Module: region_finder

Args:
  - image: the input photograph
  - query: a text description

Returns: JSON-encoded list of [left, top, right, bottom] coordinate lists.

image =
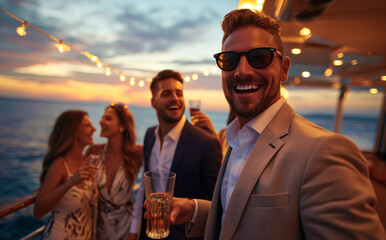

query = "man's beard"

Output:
[[226, 94, 265, 119], [159, 108, 184, 124], [225, 76, 266, 119]]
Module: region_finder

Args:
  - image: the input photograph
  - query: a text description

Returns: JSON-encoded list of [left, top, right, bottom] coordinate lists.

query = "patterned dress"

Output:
[[42, 160, 98, 240], [95, 144, 134, 240]]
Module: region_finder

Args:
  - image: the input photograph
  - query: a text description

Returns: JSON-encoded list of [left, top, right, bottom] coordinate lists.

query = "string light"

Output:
[[299, 27, 311, 37], [333, 60, 343, 66], [302, 71, 310, 78], [1, 8, 217, 87], [324, 68, 333, 77], [90, 55, 98, 63], [130, 77, 135, 86], [337, 52, 344, 58], [291, 48, 301, 55], [105, 67, 111, 76], [55, 40, 70, 53], [16, 21, 28, 36], [120, 74, 126, 82], [192, 73, 198, 80]]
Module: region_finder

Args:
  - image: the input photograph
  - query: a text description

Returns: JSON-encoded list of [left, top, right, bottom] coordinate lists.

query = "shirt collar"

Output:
[[154, 115, 186, 143], [226, 98, 285, 147], [248, 98, 285, 134]]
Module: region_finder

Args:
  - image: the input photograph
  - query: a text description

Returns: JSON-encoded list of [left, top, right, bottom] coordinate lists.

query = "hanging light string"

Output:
[[0, 8, 215, 86]]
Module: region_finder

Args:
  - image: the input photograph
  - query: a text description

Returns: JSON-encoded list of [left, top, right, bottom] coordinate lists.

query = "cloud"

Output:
[[110, 5, 219, 55], [0, 0, 234, 102]]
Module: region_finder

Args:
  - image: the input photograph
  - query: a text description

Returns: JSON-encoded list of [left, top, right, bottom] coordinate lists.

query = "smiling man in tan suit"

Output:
[[158, 9, 386, 240]]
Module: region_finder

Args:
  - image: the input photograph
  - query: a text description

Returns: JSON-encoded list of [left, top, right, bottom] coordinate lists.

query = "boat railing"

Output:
[[0, 183, 140, 239]]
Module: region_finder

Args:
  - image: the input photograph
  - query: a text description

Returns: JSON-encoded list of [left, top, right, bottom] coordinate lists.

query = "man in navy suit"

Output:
[[127, 69, 222, 240]]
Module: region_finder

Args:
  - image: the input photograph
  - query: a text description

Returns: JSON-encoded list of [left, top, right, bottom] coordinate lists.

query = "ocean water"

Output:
[[0, 97, 379, 239]]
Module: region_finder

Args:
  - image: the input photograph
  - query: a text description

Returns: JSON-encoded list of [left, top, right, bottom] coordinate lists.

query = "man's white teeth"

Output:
[[235, 85, 258, 90]]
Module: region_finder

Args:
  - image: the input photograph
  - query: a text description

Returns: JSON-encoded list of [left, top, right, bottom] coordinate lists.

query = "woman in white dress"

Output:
[[34, 110, 98, 239], [87, 103, 142, 240]]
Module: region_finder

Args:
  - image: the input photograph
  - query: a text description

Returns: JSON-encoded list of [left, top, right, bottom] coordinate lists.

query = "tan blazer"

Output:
[[189, 102, 385, 240]]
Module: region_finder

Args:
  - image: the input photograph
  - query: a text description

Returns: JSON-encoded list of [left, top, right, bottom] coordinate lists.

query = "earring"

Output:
[[120, 128, 124, 132]]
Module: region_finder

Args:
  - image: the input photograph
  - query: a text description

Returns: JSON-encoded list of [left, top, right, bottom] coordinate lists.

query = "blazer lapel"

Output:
[[218, 102, 294, 239], [144, 127, 156, 172], [170, 121, 190, 173]]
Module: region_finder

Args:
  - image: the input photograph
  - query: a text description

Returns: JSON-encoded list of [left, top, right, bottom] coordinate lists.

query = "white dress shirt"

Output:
[[129, 115, 186, 234], [220, 98, 285, 223]]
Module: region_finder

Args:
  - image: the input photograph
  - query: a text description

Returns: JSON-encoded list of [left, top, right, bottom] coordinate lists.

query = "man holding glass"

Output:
[[127, 69, 222, 240], [165, 9, 385, 240]]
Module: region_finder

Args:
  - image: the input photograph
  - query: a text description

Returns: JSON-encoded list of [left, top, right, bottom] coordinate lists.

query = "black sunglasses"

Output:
[[213, 47, 283, 71]]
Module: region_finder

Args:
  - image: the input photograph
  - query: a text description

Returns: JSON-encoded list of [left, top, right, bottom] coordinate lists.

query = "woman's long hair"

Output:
[[108, 104, 141, 186], [40, 110, 88, 184]]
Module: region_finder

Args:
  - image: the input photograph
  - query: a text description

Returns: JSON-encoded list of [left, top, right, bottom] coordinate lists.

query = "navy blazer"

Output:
[[140, 120, 222, 240]]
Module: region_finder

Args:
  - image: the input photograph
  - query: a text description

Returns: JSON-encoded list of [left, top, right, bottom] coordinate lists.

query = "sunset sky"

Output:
[[0, 0, 382, 115]]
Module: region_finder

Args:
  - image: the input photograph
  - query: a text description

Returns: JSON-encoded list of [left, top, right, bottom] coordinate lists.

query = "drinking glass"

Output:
[[189, 99, 201, 116], [144, 170, 176, 239], [78, 155, 98, 190]]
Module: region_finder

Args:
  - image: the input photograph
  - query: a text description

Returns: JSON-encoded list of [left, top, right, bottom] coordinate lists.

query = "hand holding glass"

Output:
[[144, 171, 176, 239], [78, 156, 98, 190]]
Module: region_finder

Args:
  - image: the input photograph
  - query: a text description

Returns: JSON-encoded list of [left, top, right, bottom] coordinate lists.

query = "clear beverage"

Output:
[[146, 192, 172, 239]]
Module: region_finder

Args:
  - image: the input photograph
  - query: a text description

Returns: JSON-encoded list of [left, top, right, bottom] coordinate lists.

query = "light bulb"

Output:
[[139, 80, 144, 87], [333, 60, 343, 66], [302, 71, 310, 78], [55, 41, 70, 53], [337, 52, 344, 58], [91, 55, 98, 62], [16, 21, 28, 36], [192, 73, 198, 80], [324, 68, 333, 77], [120, 74, 126, 81], [105, 67, 111, 76], [299, 27, 311, 37], [291, 48, 301, 55], [58, 44, 64, 52]]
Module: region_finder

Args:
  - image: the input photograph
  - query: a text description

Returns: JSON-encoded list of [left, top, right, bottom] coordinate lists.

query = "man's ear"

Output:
[[280, 56, 291, 82], [151, 98, 155, 108]]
